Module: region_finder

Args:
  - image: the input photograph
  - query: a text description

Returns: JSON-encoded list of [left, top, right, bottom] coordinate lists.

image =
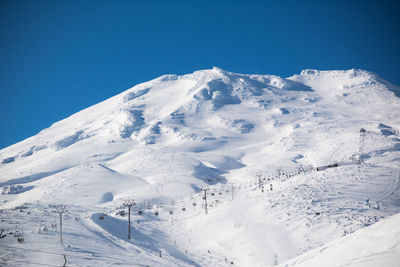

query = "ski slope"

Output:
[[1, 67, 400, 266], [282, 212, 400, 267]]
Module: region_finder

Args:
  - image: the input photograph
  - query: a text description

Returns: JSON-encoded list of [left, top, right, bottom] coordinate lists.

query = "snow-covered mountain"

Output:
[[1, 67, 399, 266]]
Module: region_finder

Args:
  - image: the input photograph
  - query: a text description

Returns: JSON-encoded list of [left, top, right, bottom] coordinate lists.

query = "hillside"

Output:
[[1, 67, 399, 266]]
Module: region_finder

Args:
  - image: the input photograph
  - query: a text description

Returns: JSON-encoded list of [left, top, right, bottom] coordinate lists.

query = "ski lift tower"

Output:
[[201, 186, 209, 214], [123, 199, 135, 240], [357, 128, 367, 172], [359, 128, 366, 162], [51, 205, 68, 245]]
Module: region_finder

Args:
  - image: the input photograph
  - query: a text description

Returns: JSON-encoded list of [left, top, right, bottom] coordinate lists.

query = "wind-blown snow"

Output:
[[1, 67, 399, 266]]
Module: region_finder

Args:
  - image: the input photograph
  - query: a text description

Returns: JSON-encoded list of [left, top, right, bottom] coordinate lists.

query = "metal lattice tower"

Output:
[[359, 128, 366, 159]]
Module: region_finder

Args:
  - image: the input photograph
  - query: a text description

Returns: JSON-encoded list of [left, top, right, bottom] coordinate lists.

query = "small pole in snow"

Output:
[[51, 205, 68, 245], [273, 253, 278, 265], [63, 254, 67, 267], [201, 186, 209, 214], [123, 199, 135, 240]]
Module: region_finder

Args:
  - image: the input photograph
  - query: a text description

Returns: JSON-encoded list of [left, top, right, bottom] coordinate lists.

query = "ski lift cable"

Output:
[[0, 244, 64, 256], [0, 257, 58, 267], [0, 244, 147, 266]]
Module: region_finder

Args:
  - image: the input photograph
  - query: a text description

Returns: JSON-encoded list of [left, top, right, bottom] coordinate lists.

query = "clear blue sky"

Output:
[[1, 0, 399, 149]]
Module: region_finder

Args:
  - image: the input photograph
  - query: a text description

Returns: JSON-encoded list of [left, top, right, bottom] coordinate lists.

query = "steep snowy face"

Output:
[[0, 67, 399, 207]]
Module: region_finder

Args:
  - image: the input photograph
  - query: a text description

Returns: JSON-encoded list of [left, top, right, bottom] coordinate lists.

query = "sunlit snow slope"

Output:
[[1, 67, 400, 266], [282, 212, 400, 267]]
